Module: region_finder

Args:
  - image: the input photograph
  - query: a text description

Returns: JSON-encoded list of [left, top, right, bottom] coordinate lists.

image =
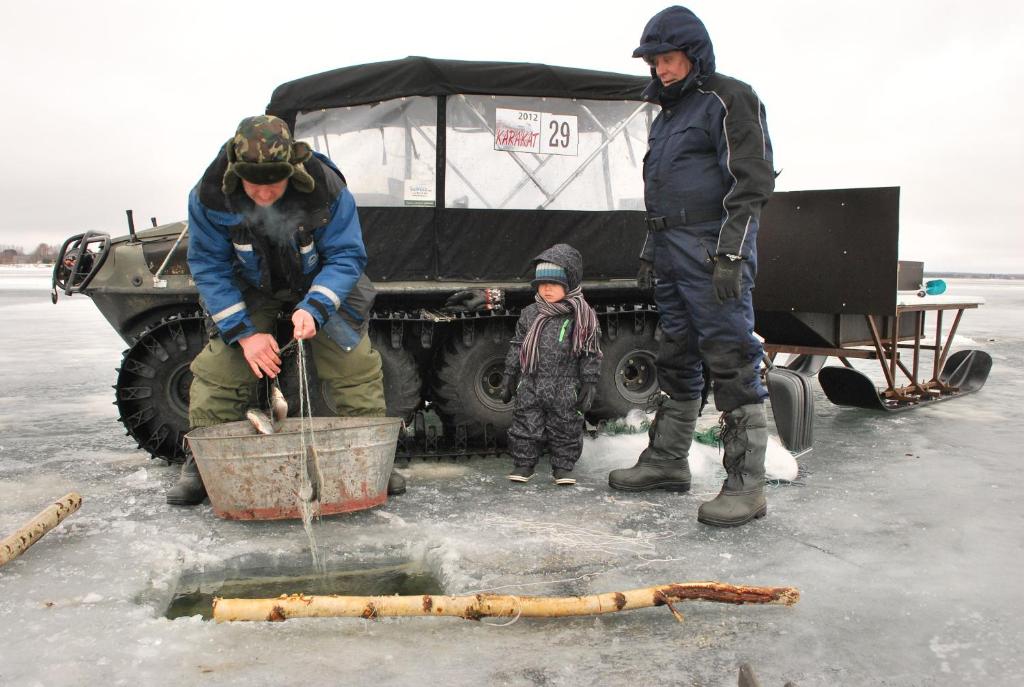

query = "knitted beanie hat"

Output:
[[531, 261, 570, 289]]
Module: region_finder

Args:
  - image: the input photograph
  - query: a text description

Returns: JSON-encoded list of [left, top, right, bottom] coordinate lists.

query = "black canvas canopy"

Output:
[[266, 56, 649, 127], [263, 56, 654, 287]]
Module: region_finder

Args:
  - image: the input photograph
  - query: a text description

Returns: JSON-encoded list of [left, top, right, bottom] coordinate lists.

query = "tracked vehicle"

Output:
[[52, 57, 991, 463]]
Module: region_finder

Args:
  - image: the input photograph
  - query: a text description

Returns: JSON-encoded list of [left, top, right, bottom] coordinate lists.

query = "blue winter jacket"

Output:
[[636, 6, 775, 261], [187, 149, 373, 350]]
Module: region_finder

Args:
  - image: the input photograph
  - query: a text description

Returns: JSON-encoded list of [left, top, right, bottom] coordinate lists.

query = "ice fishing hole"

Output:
[[163, 559, 445, 620]]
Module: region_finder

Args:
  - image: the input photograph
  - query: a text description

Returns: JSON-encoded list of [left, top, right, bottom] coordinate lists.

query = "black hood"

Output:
[[531, 243, 583, 291], [633, 6, 716, 101]]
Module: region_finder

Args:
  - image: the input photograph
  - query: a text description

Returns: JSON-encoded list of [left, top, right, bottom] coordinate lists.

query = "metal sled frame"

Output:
[[765, 297, 991, 412]]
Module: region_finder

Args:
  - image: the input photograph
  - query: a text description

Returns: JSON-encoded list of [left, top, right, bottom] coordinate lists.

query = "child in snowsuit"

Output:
[[502, 244, 602, 485]]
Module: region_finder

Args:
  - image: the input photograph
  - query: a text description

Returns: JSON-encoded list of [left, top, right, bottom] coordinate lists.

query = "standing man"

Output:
[[167, 115, 405, 505], [608, 6, 775, 527]]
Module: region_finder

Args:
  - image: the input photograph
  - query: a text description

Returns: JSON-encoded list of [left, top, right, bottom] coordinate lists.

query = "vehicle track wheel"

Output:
[[370, 329, 423, 422], [432, 323, 513, 440], [115, 312, 206, 464], [588, 317, 660, 420], [289, 329, 423, 423]]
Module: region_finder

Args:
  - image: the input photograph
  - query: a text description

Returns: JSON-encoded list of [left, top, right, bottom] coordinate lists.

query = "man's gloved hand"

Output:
[[576, 382, 597, 413], [500, 372, 518, 404], [637, 259, 655, 293], [442, 288, 505, 313], [712, 255, 744, 304]]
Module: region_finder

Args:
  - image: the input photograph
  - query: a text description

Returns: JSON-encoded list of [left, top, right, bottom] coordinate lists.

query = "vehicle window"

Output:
[[295, 97, 437, 208], [445, 95, 655, 211], [294, 94, 656, 212]]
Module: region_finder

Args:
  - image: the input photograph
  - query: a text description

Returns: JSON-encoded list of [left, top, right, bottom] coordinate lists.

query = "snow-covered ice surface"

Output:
[[2, 267, 1023, 686]]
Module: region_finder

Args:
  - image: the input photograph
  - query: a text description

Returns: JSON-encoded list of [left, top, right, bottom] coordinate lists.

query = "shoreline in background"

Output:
[[2, 264, 1024, 280], [926, 272, 1024, 280]]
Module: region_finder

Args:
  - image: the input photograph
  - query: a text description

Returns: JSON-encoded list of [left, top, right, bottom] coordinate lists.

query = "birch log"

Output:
[[213, 581, 799, 623], [0, 492, 82, 567]]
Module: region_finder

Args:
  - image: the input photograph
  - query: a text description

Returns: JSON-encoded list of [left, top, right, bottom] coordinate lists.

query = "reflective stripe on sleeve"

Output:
[[309, 284, 341, 308], [232, 243, 253, 252], [211, 302, 246, 323]]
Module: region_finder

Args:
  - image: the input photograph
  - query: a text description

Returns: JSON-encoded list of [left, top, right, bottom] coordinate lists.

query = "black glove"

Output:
[[500, 372, 518, 404], [575, 382, 596, 413], [637, 259, 655, 293], [442, 288, 504, 313], [712, 255, 744, 304]]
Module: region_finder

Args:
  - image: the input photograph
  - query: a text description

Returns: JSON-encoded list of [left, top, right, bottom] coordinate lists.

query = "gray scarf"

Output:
[[519, 286, 599, 373]]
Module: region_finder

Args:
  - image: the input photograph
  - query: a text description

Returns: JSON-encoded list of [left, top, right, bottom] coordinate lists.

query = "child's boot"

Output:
[[552, 467, 576, 485], [508, 464, 536, 482]]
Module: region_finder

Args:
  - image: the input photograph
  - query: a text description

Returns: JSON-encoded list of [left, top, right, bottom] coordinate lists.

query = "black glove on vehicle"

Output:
[[442, 288, 504, 313], [712, 256, 743, 304], [500, 372, 518, 404], [637, 259, 655, 293], [575, 382, 596, 413]]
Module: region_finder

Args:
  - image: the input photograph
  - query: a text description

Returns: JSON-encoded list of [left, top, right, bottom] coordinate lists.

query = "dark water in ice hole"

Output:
[[164, 561, 445, 620]]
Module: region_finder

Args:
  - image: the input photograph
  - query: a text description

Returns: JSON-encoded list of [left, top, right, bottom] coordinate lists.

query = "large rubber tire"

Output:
[[370, 329, 422, 422], [116, 312, 206, 464], [297, 330, 422, 423], [588, 316, 660, 420], [432, 323, 514, 440]]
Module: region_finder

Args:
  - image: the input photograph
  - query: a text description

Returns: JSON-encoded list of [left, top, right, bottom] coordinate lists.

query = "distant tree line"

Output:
[[0, 243, 60, 265], [926, 271, 1024, 280]]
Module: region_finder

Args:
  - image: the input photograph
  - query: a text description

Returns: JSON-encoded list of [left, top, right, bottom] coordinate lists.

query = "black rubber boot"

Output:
[[698, 404, 768, 527], [166, 451, 207, 506], [608, 397, 700, 492], [387, 470, 406, 496]]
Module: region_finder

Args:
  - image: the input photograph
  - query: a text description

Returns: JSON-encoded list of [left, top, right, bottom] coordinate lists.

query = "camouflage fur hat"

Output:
[[221, 115, 315, 195]]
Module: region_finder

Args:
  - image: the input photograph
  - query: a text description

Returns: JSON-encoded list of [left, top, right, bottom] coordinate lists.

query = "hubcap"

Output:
[[167, 362, 193, 418], [615, 349, 657, 404], [476, 357, 509, 411]]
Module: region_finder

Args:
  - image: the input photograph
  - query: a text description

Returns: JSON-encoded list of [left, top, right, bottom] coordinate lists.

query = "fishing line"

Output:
[[295, 339, 326, 573], [296, 340, 326, 507]]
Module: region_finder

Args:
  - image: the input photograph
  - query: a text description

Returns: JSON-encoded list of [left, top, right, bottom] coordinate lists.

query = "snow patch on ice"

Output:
[[764, 438, 800, 481], [621, 407, 649, 430], [580, 417, 798, 483], [122, 467, 150, 485], [373, 510, 408, 527]]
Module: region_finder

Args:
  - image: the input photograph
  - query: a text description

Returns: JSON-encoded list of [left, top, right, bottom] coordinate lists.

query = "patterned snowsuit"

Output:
[[504, 245, 602, 471]]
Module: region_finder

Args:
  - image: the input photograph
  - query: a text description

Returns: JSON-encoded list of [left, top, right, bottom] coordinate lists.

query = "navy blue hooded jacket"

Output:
[[635, 6, 775, 260]]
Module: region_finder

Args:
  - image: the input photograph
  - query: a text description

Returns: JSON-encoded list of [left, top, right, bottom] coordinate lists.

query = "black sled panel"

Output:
[[755, 187, 900, 316]]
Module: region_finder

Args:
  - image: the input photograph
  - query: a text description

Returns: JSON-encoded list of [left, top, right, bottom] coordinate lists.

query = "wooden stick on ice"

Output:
[[213, 581, 799, 623], [0, 492, 82, 567]]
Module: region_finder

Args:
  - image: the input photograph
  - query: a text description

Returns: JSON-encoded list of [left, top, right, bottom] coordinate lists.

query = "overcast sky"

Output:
[[2, 0, 1021, 272]]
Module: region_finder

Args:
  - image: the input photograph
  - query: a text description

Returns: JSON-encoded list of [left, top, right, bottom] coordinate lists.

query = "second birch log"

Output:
[[213, 581, 799, 623], [0, 492, 82, 567]]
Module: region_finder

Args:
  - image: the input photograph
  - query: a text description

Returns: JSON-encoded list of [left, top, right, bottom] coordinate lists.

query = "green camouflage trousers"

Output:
[[188, 294, 385, 429]]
